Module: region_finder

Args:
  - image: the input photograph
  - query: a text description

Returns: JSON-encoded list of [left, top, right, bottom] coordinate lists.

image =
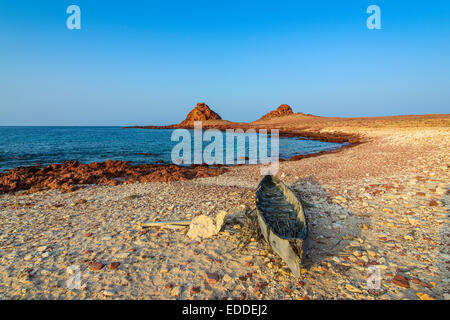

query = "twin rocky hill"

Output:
[[176, 102, 300, 127], [128, 102, 305, 129]]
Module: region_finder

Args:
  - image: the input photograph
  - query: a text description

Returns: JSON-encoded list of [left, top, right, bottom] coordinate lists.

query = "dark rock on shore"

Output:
[[289, 150, 328, 161], [0, 160, 227, 195]]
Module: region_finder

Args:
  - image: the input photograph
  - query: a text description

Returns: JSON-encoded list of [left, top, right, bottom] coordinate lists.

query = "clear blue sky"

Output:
[[1, 0, 449, 126]]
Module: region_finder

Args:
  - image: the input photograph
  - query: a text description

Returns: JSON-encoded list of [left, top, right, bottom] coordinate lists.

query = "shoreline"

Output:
[[126, 124, 364, 145], [0, 129, 357, 195], [1, 111, 447, 195]]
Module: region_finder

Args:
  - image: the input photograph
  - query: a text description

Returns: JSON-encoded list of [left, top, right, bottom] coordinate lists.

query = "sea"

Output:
[[0, 127, 346, 172]]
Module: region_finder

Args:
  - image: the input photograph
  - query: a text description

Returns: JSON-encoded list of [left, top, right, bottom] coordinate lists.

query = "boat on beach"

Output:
[[256, 175, 308, 277]]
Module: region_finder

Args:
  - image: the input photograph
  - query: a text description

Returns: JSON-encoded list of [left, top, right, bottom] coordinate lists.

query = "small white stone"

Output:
[[360, 255, 369, 263], [407, 217, 420, 226], [170, 286, 181, 297], [222, 274, 232, 282], [332, 222, 342, 229], [103, 290, 116, 297], [353, 251, 362, 257], [345, 284, 362, 293], [116, 252, 129, 259]]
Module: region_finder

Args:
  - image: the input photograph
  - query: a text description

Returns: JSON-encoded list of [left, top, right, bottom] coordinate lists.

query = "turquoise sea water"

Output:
[[0, 127, 346, 171]]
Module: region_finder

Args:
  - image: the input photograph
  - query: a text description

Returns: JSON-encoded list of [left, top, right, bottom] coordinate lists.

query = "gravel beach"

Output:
[[0, 117, 449, 300]]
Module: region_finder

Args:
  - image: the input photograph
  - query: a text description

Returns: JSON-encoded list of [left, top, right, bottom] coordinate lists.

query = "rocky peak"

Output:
[[259, 104, 294, 121], [179, 102, 222, 126]]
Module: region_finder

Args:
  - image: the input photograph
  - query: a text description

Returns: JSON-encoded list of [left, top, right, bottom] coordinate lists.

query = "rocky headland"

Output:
[[128, 102, 362, 144]]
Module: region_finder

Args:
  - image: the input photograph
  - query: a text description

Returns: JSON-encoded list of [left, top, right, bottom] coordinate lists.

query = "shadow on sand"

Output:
[[288, 176, 370, 271]]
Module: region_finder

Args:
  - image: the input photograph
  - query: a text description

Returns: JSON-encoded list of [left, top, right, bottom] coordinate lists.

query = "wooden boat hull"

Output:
[[256, 175, 308, 277]]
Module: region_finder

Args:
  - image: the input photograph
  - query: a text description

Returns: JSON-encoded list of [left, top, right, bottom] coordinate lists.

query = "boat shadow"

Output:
[[289, 176, 369, 270]]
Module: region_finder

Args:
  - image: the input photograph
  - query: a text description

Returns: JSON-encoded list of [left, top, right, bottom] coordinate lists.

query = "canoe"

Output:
[[255, 175, 308, 277]]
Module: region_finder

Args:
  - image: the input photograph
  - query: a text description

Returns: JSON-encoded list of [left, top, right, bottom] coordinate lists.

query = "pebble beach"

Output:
[[0, 116, 449, 300]]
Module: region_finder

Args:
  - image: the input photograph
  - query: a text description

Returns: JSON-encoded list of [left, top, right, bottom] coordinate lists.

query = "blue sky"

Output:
[[1, 0, 449, 126]]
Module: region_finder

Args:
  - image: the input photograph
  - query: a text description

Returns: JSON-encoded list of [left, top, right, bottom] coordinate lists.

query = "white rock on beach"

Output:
[[187, 210, 228, 239], [103, 290, 116, 297]]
